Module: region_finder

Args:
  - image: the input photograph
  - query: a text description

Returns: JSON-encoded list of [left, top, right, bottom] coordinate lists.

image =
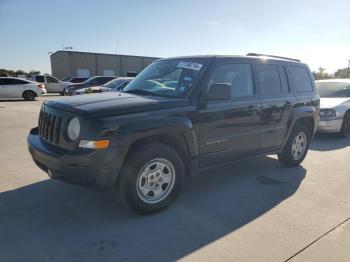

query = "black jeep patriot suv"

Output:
[[28, 54, 320, 214]]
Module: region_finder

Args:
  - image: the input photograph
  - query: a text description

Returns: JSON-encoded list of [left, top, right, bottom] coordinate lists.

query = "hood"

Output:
[[320, 97, 350, 109], [44, 92, 188, 118]]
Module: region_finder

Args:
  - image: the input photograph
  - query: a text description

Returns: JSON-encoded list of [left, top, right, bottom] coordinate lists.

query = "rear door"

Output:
[[255, 63, 296, 151], [198, 60, 261, 167]]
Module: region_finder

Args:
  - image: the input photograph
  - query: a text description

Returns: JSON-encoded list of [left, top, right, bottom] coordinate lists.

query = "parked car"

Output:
[[28, 75, 69, 95], [63, 76, 116, 96], [316, 79, 350, 137], [27, 54, 319, 214], [73, 77, 134, 95], [0, 77, 46, 100], [61, 77, 89, 83]]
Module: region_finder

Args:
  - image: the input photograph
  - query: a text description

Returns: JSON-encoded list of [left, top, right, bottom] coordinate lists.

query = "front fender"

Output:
[[115, 116, 198, 157]]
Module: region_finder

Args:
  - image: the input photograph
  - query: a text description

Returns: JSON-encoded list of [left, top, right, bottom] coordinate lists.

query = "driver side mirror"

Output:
[[207, 83, 231, 100]]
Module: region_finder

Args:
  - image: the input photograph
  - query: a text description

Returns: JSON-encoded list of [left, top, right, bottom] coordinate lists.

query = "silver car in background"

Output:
[[0, 77, 47, 101], [316, 79, 350, 137]]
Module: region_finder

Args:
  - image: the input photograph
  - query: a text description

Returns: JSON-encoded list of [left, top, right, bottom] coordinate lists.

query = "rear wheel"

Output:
[[118, 143, 185, 214], [23, 90, 36, 101], [278, 124, 310, 167], [338, 112, 350, 138]]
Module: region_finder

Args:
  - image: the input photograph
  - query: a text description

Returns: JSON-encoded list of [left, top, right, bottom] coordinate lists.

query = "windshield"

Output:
[[103, 79, 124, 88], [316, 82, 350, 98], [82, 77, 97, 84], [124, 59, 207, 97]]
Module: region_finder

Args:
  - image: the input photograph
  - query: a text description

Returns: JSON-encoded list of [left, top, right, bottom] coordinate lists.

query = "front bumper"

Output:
[[27, 128, 121, 190], [317, 117, 343, 133]]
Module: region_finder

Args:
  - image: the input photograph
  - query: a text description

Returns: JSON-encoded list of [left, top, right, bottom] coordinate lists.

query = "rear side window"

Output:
[[35, 76, 45, 83], [256, 64, 282, 96], [209, 63, 254, 98], [46, 76, 58, 83], [291, 66, 313, 93]]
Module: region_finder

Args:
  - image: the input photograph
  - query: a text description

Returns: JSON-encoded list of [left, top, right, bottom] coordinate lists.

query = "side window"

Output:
[[256, 64, 282, 96], [46, 76, 58, 83], [5, 78, 28, 85], [35, 76, 45, 83], [209, 63, 254, 99], [291, 66, 313, 93], [96, 78, 107, 85], [0, 79, 6, 85]]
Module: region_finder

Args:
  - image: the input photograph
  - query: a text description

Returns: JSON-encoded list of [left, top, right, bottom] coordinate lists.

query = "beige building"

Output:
[[50, 51, 160, 79]]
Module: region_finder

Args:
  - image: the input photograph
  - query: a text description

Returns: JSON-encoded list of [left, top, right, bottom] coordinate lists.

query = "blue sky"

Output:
[[0, 0, 349, 74]]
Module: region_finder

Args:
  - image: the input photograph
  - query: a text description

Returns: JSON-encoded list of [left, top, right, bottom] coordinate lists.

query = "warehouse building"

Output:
[[50, 51, 160, 79]]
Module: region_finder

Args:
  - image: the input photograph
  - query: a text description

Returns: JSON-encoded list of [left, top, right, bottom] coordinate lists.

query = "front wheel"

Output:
[[118, 143, 185, 214], [278, 124, 310, 167], [338, 112, 350, 138]]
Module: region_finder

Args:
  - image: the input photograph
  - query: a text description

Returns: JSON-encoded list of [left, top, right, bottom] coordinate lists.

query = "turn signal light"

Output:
[[79, 139, 110, 149]]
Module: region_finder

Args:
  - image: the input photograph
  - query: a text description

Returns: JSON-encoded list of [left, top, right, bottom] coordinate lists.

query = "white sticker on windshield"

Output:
[[177, 61, 203, 71]]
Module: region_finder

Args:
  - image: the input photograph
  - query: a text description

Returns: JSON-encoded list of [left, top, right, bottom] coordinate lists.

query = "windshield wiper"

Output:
[[126, 89, 157, 96]]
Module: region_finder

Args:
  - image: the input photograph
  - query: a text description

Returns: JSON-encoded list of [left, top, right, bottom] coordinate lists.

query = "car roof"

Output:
[[316, 79, 350, 83], [0, 77, 33, 82], [158, 54, 304, 64]]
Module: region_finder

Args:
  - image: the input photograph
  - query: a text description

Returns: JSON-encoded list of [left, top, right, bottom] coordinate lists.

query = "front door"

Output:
[[198, 61, 261, 167], [45, 76, 61, 92]]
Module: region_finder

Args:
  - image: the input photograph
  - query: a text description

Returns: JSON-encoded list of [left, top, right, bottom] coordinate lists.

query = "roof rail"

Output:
[[246, 53, 301, 62]]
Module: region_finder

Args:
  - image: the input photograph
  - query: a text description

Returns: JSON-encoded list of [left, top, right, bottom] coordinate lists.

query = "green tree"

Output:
[[312, 67, 333, 80], [29, 70, 41, 75], [334, 68, 349, 79]]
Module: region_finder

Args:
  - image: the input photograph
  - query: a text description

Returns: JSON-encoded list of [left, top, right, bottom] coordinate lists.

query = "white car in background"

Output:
[[316, 79, 350, 138], [0, 77, 47, 101], [28, 75, 69, 95]]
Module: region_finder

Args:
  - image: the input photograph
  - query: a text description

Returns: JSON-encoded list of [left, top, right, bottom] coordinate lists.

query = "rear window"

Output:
[[291, 66, 313, 93]]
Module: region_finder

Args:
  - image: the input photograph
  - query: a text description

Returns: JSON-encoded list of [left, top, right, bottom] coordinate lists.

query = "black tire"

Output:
[[59, 92, 64, 96], [278, 124, 310, 167], [338, 112, 350, 138], [22, 90, 36, 101], [117, 143, 185, 214]]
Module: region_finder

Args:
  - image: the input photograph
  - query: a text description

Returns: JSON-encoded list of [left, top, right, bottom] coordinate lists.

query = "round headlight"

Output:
[[67, 117, 80, 141]]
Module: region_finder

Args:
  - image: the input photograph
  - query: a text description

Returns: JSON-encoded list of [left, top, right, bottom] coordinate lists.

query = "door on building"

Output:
[[77, 69, 90, 78], [103, 70, 115, 76]]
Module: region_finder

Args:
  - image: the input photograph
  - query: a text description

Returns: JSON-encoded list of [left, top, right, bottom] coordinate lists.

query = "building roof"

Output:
[[50, 50, 160, 60]]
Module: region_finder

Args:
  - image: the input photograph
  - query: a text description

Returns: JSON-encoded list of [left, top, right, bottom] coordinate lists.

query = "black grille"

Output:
[[38, 109, 63, 144]]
